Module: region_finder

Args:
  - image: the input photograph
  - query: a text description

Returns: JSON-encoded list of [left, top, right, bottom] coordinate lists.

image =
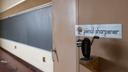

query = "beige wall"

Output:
[[79, 0, 128, 72], [0, 0, 51, 18]]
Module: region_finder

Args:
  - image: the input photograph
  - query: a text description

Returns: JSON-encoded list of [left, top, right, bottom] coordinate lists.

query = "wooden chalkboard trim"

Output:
[[0, 0, 26, 13], [0, 2, 52, 20]]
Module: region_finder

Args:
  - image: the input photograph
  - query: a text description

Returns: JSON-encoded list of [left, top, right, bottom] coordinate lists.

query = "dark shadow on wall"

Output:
[[101, 39, 124, 61], [100, 39, 128, 72], [80, 57, 128, 72], [99, 57, 128, 72]]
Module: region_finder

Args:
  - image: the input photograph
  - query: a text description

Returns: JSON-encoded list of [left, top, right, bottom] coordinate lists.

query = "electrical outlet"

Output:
[[14, 46, 17, 49], [42, 57, 46, 62]]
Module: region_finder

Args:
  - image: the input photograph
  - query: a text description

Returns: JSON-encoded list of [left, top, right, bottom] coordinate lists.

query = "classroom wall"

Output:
[[0, 0, 53, 72], [79, 0, 128, 72]]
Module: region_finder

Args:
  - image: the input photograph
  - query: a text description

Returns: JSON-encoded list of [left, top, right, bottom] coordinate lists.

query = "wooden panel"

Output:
[[79, 0, 128, 72], [53, 0, 78, 72], [0, 1, 2, 12], [0, 0, 51, 18]]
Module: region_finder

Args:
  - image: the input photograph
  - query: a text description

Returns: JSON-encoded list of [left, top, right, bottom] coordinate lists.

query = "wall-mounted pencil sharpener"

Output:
[[77, 36, 99, 60]]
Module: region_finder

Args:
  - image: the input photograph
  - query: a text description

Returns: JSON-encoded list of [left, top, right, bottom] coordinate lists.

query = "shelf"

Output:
[[80, 56, 101, 72]]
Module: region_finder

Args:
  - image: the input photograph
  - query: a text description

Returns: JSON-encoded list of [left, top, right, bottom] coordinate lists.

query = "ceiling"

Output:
[[0, 0, 25, 13]]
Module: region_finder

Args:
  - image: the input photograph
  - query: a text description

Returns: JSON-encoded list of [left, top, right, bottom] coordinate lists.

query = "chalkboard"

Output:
[[0, 6, 52, 51]]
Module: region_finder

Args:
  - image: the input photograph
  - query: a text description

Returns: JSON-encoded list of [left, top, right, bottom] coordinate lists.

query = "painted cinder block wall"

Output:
[[79, 0, 128, 72]]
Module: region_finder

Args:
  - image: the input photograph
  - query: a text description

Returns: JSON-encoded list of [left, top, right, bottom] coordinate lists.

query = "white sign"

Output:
[[75, 24, 122, 39]]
